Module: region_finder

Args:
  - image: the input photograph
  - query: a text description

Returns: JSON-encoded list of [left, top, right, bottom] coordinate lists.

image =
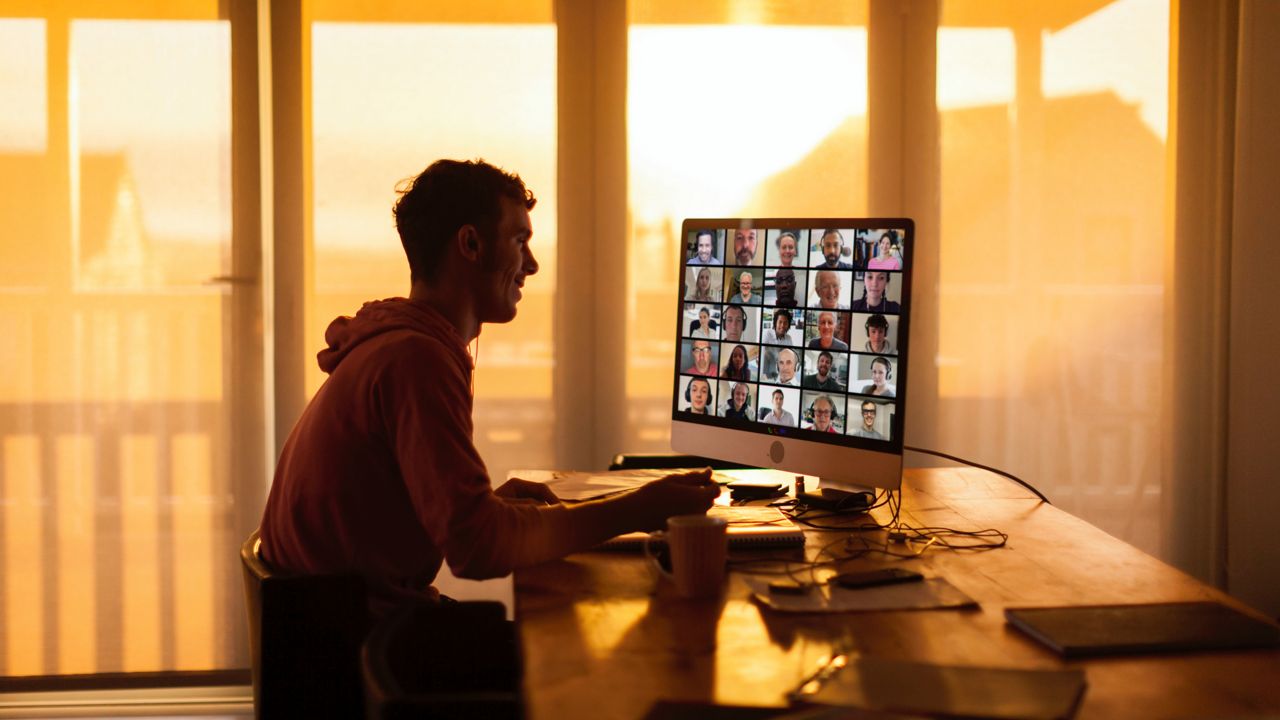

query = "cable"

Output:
[[905, 445, 1051, 504]]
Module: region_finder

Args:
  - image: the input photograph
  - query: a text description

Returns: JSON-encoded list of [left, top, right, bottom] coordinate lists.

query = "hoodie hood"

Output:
[[317, 298, 470, 374]]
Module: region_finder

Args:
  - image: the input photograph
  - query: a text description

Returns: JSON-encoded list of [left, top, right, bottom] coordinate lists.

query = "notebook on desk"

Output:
[[597, 505, 805, 551], [1005, 601, 1280, 658]]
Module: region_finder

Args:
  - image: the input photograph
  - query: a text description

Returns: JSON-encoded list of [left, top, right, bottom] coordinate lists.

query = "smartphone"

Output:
[[830, 568, 924, 589], [728, 481, 785, 500]]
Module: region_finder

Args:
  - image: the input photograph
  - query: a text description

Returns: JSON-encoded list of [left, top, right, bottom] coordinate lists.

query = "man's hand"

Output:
[[495, 477, 561, 505], [631, 467, 720, 530]]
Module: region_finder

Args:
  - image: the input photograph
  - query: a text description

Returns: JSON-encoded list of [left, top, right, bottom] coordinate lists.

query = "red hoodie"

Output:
[[259, 298, 567, 612]]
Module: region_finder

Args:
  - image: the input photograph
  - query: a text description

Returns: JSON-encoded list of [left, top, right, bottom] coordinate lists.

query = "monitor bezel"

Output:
[[670, 217, 914, 491]]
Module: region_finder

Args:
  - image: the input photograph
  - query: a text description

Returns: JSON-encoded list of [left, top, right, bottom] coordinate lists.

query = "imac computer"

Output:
[[670, 219, 914, 494]]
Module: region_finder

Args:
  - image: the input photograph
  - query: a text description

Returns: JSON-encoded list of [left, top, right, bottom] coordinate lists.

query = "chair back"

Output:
[[362, 600, 524, 720], [241, 529, 370, 719]]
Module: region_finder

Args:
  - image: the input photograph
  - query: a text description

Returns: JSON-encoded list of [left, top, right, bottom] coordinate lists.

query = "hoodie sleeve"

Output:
[[371, 334, 585, 578]]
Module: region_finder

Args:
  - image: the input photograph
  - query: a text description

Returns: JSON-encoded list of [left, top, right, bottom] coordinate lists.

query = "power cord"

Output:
[[905, 445, 1051, 504]]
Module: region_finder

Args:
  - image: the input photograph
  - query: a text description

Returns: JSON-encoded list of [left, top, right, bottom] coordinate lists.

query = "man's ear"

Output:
[[457, 224, 481, 262]]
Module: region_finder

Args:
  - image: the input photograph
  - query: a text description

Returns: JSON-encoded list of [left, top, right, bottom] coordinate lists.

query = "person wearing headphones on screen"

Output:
[[852, 400, 884, 439], [861, 356, 896, 397], [817, 229, 853, 269], [808, 395, 839, 433], [723, 382, 753, 421], [864, 314, 894, 354], [684, 377, 711, 414], [773, 348, 801, 386], [259, 159, 718, 617], [851, 270, 900, 313]]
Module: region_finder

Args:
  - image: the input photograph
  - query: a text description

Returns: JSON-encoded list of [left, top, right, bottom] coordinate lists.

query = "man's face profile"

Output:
[[817, 353, 832, 377], [733, 383, 748, 407], [816, 271, 840, 307], [722, 307, 746, 341], [734, 229, 757, 264], [773, 391, 784, 412], [691, 341, 712, 372], [777, 350, 797, 382], [774, 269, 796, 302], [689, 379, 709, 410], [478, 196, 538, 324], [813, 399, 833, 431], [818, 312, 835, 343], [861, 403, 877, 429], [696, 233, 714, 262], [864, 271, 888, 303], [868, 324, 887, 349], [821, 231, 843, 265], [738, 272, 753, 297], [778, 234, 797, 266]]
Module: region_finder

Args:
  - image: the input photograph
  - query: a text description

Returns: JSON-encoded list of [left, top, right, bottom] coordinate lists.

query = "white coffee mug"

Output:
[[644, 514, 728, 598]]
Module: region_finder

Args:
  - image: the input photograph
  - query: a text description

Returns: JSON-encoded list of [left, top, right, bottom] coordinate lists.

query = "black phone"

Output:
[[830, 568, 924, 589], [728, 480, 785, 501]]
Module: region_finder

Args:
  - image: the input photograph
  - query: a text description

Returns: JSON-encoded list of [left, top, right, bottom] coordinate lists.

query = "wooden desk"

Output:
[[515, 468, 1280, 719]]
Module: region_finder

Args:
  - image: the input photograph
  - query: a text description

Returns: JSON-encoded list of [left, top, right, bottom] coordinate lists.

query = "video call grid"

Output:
[[677, 226, 907, 441]]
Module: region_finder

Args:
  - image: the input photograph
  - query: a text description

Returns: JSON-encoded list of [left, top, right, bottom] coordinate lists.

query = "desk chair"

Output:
[[362, 600, 523, 720], [240, 529, 370, 719]]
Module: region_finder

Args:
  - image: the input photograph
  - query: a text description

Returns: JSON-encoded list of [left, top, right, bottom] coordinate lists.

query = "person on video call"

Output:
[[852, 400, 884, 439], [773, 268, 800, 308], [808, 395, 839, 433], [259, 159, 718, 616], [813, 270, 847, 310], [861, 356, 896, 397], [864, 314, 894, 354], [867, 232, 901, 270], [761, 389, 795, 426], [851, 270, 900, 313], [684, 339, 718, 377], [762, 310, 795, 346], [721, 305, 748, 342], [723, 382, 753, 421], [733, 228, 758, 265], [685, 376, 711, 414], [689, 307, 716, 339], [817, 229, 853, 270], [808, 311, 849, 351], [728, 271, 756, 304], [688, 230, 721, 266], [772, 347, 800, 386], [775, 231, 799, 267], [722, 344, 752, 381], [690, 267, 716, 302], [803, 350, 844, 392]]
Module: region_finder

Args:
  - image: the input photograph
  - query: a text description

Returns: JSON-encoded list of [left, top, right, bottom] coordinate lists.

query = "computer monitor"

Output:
[[670, 219, 913, 492]]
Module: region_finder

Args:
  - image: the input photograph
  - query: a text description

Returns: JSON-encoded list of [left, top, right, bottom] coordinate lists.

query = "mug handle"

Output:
[[643, 530, 675, 582]]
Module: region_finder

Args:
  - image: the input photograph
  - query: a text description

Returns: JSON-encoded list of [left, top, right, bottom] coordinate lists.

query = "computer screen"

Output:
[[670, 219, 913, 491]]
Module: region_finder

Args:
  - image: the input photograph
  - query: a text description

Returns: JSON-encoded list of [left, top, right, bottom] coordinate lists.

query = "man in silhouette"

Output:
[[260, 160, 717, 614]]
